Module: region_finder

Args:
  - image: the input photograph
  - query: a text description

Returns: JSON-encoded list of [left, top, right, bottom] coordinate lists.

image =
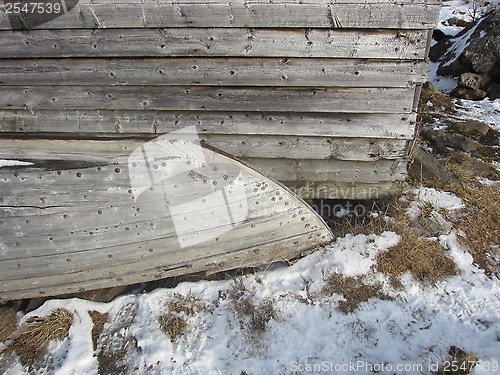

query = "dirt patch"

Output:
[[3, 308, 73, 367], [322, 274, 392, 314]]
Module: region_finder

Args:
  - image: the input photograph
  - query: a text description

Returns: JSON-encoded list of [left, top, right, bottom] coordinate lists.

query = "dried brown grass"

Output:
[[88, 310, 108, 351], [329, 196, 458, 286], [229, 279, 276, 333], [157, 314, 189, 342], [417, 82, 456, 123], [454, 186, 500, 275], [438, 153, 500, 274], [376, 226, 458, 287], [435, 346, 478, 375], [4, 308, 73, 366], [166, 294, 203, 316], [322, 274, 392, 314]]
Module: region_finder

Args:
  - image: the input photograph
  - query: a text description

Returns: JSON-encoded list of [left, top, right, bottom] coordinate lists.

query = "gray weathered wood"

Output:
[[0, 110, 416, 139], [0, 28, 429, 59], [241, 158, 407, 183], [0, 0, 441, 30], [0, 146, 334, 300], [0, 58, 427, 88], [0, 86, 416, 113], [0, 136, 408, 161], [285, 181, 402, 199]]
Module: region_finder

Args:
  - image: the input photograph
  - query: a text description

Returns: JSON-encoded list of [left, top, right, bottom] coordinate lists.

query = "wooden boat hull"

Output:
[[0, 135, 333, 300]]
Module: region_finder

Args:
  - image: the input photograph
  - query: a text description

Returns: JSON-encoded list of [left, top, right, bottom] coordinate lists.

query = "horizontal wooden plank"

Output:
[[0, 0, 441, 30], [0, 110, 417, 139], [0, 159, 405, 212], [0, 58, 427, 87], [0, 86, 416, 113], [286, 181, 402, 199], [0, 28, 428, 59], [241, 158, 407, 183], [0, 136, 408, 161]]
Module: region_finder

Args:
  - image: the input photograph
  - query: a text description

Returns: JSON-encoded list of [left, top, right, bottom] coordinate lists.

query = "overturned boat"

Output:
[[0, 129, 333, 300]]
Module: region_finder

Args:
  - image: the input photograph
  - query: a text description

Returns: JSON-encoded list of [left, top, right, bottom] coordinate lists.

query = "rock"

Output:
[[487, 83, 500, 99], [414, 211, 453, 237], [432, 29, 451, 42], [443, 17, 471, 27], [421, 128, 478, 153], [458, 72, 490, 90], [432, 10, 500, 78], [453, 120, 491, 136], [408, 146, 461, 187], [429, 38, 452, 63], [455, 154, 500, 180], [450, 87, 488, 100]]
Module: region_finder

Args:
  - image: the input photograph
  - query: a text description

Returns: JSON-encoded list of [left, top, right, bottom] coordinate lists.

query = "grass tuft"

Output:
[[166, 294, 203, 316], [4, 308, 73, 366], [88, 310, 109, 351], [229, 279, 276, 333], [376, 226, 457, 287], [157, 314, 189, 342], [322, 274, 392, 314]]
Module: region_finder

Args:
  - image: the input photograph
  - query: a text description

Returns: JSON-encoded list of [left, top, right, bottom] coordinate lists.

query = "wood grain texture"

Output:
[[241, 158, 407, 183], [0, 86, 415, 113], [0, 58, 427, 87], [285, 181, 402, 199], [0, 136, 408, 161], [0, 28, 428, 59], [0, 147, 333, 300], [0, 0, 441, 30], [0, 110, 416, 139]]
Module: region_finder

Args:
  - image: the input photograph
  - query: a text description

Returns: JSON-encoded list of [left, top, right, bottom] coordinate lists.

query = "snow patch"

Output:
[[0, 159, 33, 167]]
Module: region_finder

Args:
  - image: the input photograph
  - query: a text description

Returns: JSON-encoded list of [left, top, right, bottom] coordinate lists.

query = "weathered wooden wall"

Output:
[[0, 0, 441, 199]]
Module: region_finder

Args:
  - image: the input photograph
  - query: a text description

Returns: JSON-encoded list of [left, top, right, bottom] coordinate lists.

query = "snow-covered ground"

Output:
[[1, 2, 499, 374], [1, 186, 499, 375]]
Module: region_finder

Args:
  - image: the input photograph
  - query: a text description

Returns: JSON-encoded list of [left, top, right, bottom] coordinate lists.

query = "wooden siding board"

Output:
[[0, 86, 416, 113], [0, 1, 440, 30], [0, 111, 416, 139], [0, 137, 408, 161], [0, 28, 428, 59], [241, 158, 407, 183], [0, 58, 427, 88], [285, 181, 401, 199]]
